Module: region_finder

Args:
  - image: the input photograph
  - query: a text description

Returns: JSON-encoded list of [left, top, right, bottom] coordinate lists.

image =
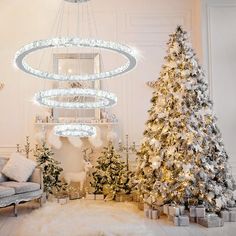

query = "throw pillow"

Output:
[[2, 152, 36, 182], [0, 173, 7, 182]]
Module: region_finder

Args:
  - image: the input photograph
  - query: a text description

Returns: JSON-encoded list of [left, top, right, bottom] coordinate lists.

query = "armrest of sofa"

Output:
[[29, 167, 44, 191]]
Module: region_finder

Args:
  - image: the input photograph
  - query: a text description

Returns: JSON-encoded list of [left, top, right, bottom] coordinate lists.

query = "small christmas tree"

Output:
[[136, 26, 236, 212], [35, 142, 66, 196], [91, 141, 133, 198]]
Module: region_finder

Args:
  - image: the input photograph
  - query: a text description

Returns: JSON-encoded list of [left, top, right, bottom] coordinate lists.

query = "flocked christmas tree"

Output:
[[35, 142, 67, 196], [136, 26, 236, 212], [91, 141, 133, 199]]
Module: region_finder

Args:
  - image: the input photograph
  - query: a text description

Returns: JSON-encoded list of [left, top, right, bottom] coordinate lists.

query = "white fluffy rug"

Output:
[[17, 200, 161, 236]]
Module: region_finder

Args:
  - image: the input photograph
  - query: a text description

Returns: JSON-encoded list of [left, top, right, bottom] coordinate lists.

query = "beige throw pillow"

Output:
[[2, 153, 36, 182]]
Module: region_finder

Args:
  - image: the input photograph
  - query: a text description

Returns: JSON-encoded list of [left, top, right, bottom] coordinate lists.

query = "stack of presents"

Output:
[[142, 203, 236, 227]]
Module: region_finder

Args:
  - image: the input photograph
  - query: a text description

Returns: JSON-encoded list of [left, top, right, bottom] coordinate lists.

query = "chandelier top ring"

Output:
[[14, 37, 137, 82]]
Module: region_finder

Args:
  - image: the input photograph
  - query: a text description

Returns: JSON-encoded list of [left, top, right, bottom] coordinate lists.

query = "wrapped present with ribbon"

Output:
[[189, 205, 206, 218], [195, 205, 206, 218], [220, 210, 236, 222], [173, 215, 190, 226], [198, 214, 224, 228]]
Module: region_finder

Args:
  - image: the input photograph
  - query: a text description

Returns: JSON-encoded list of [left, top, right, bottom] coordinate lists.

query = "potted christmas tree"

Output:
[[35, 142, 67, 201], [91, 141, 133, 201]]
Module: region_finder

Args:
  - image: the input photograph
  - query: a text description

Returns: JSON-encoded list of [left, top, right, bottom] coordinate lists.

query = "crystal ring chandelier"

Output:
[[54, 124, 96, 137], [34, 88, 117, 109], [14, 37, 137, 82]]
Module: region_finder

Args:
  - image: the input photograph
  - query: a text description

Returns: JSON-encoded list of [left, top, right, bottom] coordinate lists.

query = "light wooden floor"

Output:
[[1, 201, 236, 236]]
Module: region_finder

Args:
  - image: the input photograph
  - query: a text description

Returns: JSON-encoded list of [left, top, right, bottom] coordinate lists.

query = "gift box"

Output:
[[195, 206, 206, 218], [189, 217, 196, 223], [220, 210, 236, 222], [169, 206, 180, 216], [144, 209, 149, 218], [220, 210, 230, 222], [228, 207, 236, 211], [229, 211, 236, 222], [189, 206, 196, 217], [168, 215, 174, 221], [198, 215, 224, 228], [163, 204, 169, 215], [69, 192, 80, 200], [86, 194, 95, 200], [57, 196, 69, 205], [95, 194, 104, 200], [179, 205, 185, 215], [151, 210, 160, 220], [174, 215, 189, 226], [189, 205, 205, 218], [116, 194, 133, 202], [138, 202, 144, 210]]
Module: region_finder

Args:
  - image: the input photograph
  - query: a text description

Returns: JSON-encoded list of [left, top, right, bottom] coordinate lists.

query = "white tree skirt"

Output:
[[17, 200, 160, 236]]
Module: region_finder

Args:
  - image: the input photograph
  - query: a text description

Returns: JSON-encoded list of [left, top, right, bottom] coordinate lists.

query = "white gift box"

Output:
[[174, 215, 189, 226], [163, 204, 169, 215], [95, 194, 104, 200], [169, 206, 180, 216], [151, 210, 158, 220], [189, 206, 196, 217], [144, 209, 149, 218], [195, 206, 205, 218], [230, 211, 236, 222], [220, 211, 230, 222], [86, 194, 95, 200]]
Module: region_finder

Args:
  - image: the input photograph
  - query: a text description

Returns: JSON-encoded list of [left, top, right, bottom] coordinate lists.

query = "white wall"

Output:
[[0, 0, 201, 170], [201, 0, 236, 178]]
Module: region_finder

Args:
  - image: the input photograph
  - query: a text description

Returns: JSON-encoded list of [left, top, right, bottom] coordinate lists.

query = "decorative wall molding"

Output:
[[201, 0, 236, 99], [0, 145, 17, 158], [118, 11, 192, 47]]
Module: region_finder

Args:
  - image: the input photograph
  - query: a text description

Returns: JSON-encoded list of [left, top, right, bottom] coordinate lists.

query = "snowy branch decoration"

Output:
[[136, 26, 236, 213]]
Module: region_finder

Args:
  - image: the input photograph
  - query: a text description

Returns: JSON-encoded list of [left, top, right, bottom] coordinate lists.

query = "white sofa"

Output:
[[0, 156, 43, 216]]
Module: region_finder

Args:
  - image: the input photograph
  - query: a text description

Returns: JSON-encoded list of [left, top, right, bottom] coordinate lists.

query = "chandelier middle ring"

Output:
[[34, 88, 117, 109], [54, 124, 96, 137], [14, 37, 137, 82]]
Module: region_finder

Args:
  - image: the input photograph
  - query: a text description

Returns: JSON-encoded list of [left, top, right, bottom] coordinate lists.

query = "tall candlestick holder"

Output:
[[16, 136, 33, 159], [118, 134, 137, 171]]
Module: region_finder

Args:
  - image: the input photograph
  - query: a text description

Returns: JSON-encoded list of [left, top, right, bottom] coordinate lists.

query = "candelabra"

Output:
[[118, 134, 137, 171], [16, 136, 33, 159]]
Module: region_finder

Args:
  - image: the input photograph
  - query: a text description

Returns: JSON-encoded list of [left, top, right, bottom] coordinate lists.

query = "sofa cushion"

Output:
[[2, 153, 36, 182], [0, 181, 40, 194], [0, 185, 15, 198]]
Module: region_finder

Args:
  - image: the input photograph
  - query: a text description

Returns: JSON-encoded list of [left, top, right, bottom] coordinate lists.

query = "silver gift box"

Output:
[[174, 215, 190, 226], [198, 216, 224, 228]]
